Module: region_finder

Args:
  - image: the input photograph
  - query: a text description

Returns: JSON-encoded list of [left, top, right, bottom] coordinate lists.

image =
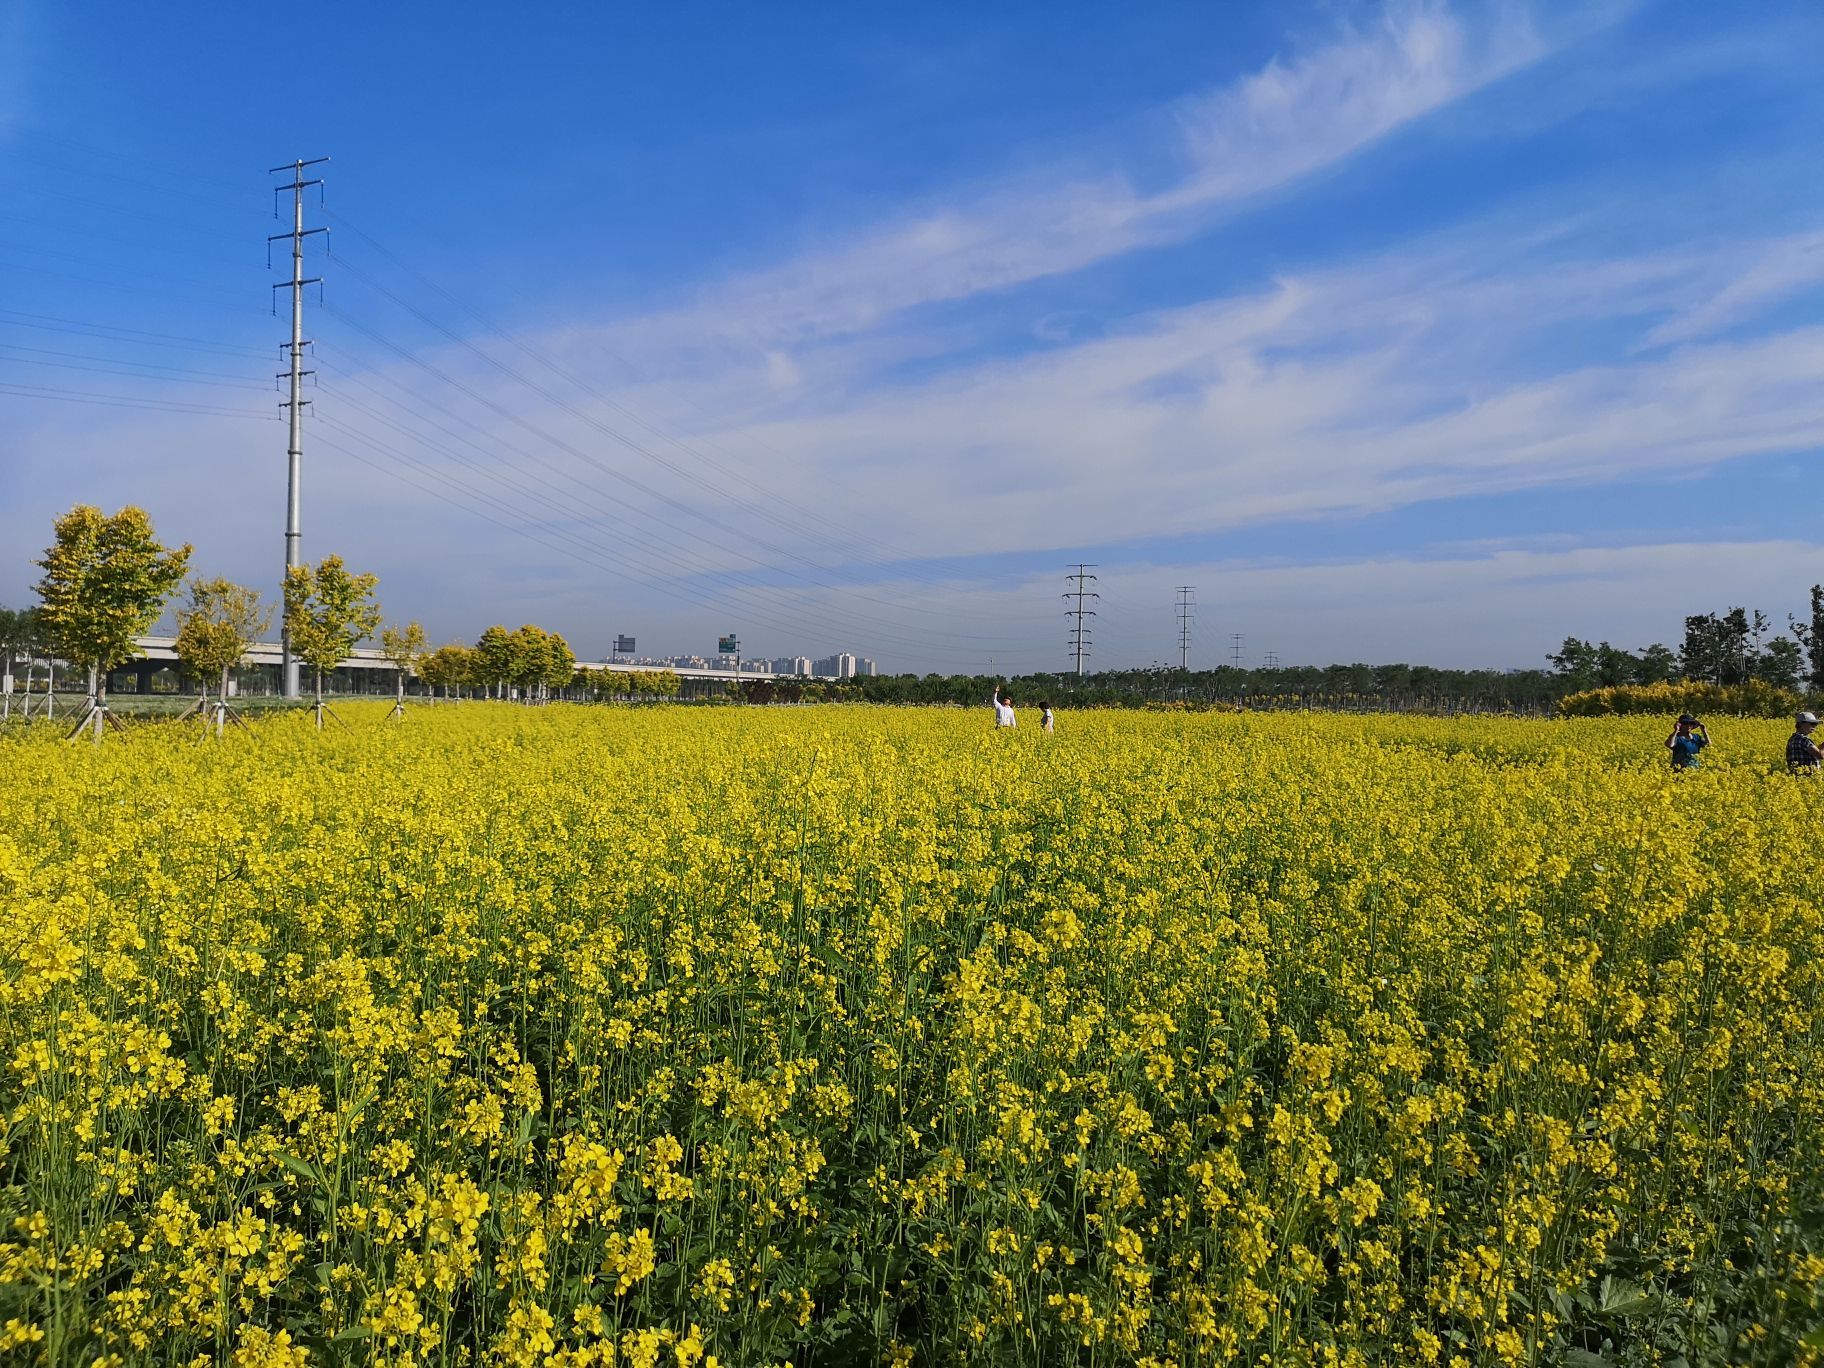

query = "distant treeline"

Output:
[[749, 664, 1566, 714], [789, 587, 1824, 716]]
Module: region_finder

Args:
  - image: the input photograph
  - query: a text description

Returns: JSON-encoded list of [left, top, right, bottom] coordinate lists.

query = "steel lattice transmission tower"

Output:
[[1175, 586, 1195, 670], [1064, 564, 1099, 676], [270, 157, 328, 699], [1231, 632, 1244, 669]]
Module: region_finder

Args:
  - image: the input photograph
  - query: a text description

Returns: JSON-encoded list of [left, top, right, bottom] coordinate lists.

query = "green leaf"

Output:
[[1596, 1276, 1654, 1318], [277, 1151, 323, 1185]]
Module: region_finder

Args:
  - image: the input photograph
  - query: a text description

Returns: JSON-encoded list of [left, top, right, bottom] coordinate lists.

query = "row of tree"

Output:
[[3, 504, 426, 733], [775, 665, 1568, 712], [14, 504, 1822, 725], [1, 506, 687, 723], [1548, 590, 1824, 695], [418, 625, 577, 701]]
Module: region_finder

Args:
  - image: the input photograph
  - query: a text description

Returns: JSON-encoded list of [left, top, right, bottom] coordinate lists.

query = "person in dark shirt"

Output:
[[1665, 713, 1709, 770], [1787, 712, 1823, 774]]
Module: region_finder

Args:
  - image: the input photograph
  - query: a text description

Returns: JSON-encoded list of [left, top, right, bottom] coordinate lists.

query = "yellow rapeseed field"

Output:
[[2, 704, 1821, 1366]]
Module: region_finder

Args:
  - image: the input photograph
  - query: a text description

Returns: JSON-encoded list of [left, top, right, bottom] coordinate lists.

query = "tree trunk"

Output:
[[88, 663, 103, 742]]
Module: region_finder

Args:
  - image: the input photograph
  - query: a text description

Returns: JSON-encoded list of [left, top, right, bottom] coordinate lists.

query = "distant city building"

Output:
[[859, 658, 878, 677], [813, 652, 857, 679], [772, 656, 813, 677]]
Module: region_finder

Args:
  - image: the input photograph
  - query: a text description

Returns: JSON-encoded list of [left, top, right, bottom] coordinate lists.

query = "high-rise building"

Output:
[[772, 657, 813, 677], [812, 652, 857, 679], [859, 658, 878, 677]]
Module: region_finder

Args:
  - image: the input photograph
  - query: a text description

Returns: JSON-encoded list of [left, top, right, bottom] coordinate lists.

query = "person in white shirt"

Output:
[[991, 685, 1016, 728], [1040, 702, 1054, 734]]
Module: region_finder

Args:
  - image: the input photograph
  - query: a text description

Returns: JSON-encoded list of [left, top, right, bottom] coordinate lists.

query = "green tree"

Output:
[[1789, 585, 1824, 692], [543, 631, 576, 701], [283, 555, 382, 722], [505, 624, 551, 702], [631, 669, 680, 700], [35, 504, 191, 733], [1635, 643, 1678, 685], [379, 621, 428, 715], [1548, 638, 1599, 690], [418, 644, 472, 700], [1755, 636, 1804, 691], [474, 625, 514, 700], [174, 578, 272, 716], [0, 605, 37, 719]]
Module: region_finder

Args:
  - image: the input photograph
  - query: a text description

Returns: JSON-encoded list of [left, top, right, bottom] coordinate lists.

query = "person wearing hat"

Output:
[[1787, 712, 1823, 774], [1665, 713, 1709, 771]]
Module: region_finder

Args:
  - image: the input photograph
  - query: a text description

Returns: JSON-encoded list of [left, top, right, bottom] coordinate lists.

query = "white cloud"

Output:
[[1163, 1, 1540, 206], [622, 0, 1551, 352], [7, 1, 1817, 675], [651, 240, 1824, 562], [1645, 230, 1824, 347]]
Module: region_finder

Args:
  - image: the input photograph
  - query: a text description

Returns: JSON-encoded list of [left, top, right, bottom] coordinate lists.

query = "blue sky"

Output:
[[3, 0, 1823, 672]]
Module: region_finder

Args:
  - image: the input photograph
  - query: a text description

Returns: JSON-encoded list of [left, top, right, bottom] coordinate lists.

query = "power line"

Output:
[[312, 404, 1048, 660], [0, 308, 269, 357], [0, 140, 1064, 665], [312, 356, 1026, 650], [1065, 564, 1098, 676], [0, 381, 274, 419], [325, 211, 950, 572], [322, 256, 1019, 630], [319, 208, 1029, 626], [0, 341, 267, 387], [313, 295, 1035, 644], [311, 415, 1050, 664]]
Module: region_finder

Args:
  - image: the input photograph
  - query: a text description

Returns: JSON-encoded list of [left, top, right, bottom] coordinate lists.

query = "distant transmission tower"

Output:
[[1064, 564, 1099, 676], [1230, 632, 1244, 669], [270, 156, 329, 700], [1264, 651, 1279, 669], [1175, 586, 1195, 669]]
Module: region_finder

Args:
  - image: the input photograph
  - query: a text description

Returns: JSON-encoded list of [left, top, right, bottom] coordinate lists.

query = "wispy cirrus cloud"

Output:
[[634, 1, 1554, 351], [550, 226, 1824, 566], [7, 0, 1817, 673], [1644, 229, 1824, 347]]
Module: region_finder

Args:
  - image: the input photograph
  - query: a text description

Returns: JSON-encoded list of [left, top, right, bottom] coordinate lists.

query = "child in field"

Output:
[[1665, 713, 1708, 771]]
